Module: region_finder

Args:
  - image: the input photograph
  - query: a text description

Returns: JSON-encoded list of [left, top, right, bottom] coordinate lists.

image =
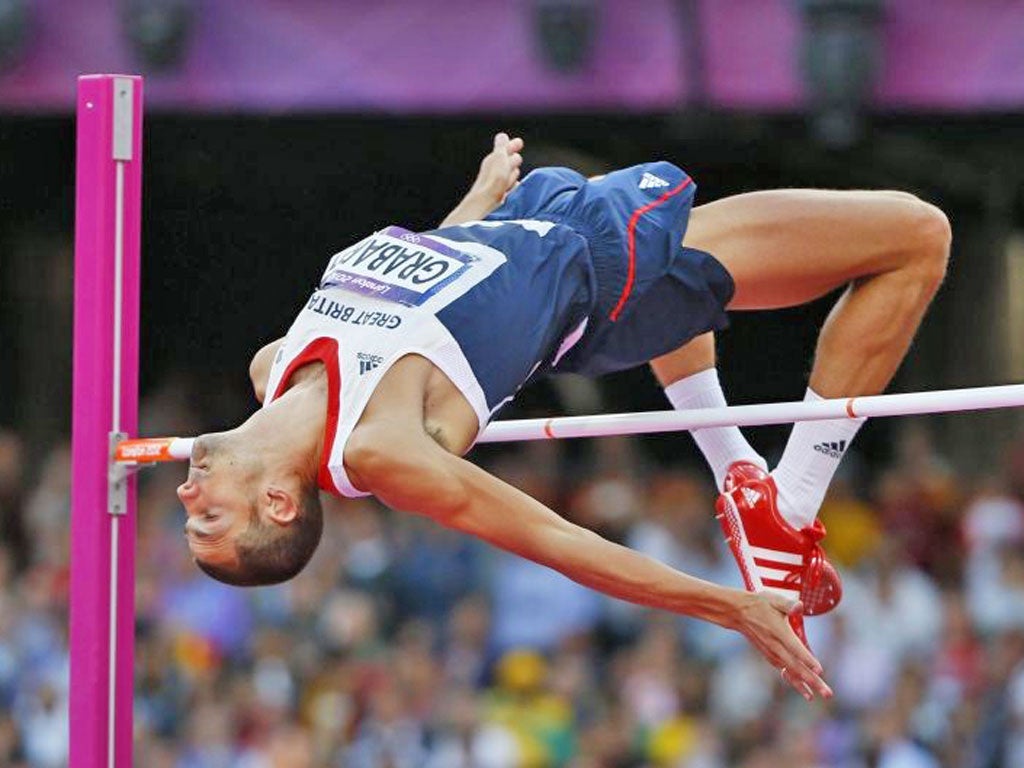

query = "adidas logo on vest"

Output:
[[357, 352, 383, 375], [638, 172, 670, 190], [813, 440, 847, 459]]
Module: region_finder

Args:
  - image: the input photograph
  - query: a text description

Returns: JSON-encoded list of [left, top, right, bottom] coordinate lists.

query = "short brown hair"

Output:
[[196, 484, 323, 587]]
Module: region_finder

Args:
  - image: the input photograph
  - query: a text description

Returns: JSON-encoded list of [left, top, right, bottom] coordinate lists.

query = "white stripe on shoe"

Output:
[[756, 565, 795, 582], [749, 546, 803, 565]]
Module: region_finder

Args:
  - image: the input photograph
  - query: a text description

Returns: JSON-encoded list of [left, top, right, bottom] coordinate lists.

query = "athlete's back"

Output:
[[263, 217, 596, 497]]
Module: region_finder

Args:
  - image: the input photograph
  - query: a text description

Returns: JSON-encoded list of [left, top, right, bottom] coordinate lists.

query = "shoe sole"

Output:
[[716, 491, 764, 593]]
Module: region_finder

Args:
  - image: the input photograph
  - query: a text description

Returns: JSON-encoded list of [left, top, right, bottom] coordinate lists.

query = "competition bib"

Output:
[[321, 226, 476, 307]]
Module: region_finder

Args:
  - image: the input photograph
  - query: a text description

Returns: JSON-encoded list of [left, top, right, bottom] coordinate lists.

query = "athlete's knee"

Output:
[[880, 192, 951, 287], [906, 199, 951, 289]]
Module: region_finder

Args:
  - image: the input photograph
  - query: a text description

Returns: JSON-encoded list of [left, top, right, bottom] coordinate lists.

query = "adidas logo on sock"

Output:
[[638, 172, 670, 190], [813, 440, 847, 459]]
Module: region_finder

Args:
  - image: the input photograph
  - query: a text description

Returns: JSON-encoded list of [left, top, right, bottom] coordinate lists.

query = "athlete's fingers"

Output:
[[784, 618, 826, 677], [507, 136, 524, 153], [764, 633, 830, 700], [789, 642, 825, 683], [790, 636, 825, 679], [761, 594, 824, 675], [493, 132, 510, 150], [777, 640, 832, 699], [769, 613, 828, 688], [746, 620, 827, 701], [780, 668, 817, 702], [510, 152, 523, 168], [779, 667, 806, 700], [746, 592, 830, 698], [786, 658, 831, 700]]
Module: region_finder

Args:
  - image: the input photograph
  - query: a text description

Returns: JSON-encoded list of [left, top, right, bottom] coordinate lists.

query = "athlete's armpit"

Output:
[[424, 422, 450, 452]]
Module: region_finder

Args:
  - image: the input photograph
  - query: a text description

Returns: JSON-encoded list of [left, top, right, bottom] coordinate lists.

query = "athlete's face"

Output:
[[176, 434, 254, 569]]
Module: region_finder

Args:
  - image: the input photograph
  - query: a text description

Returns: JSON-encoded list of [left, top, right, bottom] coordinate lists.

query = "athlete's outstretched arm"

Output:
[[346, 427, 832, 701], [439, 132, 524, 228]]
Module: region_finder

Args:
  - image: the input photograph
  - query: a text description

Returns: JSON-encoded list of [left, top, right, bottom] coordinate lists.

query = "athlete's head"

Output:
[[176, 432, 323, 586]]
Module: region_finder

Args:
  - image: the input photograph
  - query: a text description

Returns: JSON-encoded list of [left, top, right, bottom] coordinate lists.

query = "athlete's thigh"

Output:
[[683, 189, 925, 310]]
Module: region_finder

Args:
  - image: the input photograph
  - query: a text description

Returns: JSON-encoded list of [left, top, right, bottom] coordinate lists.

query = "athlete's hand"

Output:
[[469, 132, 524, 206], [730, 591, 833, 702]]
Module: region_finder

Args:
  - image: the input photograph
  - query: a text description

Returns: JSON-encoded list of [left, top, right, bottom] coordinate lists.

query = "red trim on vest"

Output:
[[270, 337, 343, 495], [608, 177, 693, 322]]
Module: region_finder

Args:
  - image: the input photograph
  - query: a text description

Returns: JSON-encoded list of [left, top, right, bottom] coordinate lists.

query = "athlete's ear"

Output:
[[264, 486, 300, 526]]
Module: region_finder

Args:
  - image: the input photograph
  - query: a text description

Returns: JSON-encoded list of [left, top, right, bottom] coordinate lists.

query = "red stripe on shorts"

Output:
[[608, 177, 693, 322]]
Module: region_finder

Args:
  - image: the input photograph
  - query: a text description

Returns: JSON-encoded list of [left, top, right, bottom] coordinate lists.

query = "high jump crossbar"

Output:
[[71, 75, 141, 768], [113, 383, 1024, 465]]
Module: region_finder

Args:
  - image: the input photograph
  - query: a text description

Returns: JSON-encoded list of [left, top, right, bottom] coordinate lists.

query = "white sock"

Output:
[[664, 369, 766, 491], [773, 388, 866, 530]]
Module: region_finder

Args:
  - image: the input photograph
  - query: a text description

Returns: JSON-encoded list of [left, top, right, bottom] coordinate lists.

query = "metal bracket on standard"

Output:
[[108, 432, 132, 515]]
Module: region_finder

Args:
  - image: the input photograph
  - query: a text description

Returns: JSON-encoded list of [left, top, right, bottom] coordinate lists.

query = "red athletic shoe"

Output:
[[715, 462, 842, 645]]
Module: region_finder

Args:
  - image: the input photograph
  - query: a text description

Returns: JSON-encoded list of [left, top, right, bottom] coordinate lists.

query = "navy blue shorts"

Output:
[[485, 162, 735, 377]]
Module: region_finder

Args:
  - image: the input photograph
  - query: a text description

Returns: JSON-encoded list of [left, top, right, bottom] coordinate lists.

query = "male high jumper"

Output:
[[177, 134, 950, 700]]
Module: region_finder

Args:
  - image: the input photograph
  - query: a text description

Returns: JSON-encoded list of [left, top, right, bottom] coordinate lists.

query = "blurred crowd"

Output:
[[3, 385, 1024, 768]]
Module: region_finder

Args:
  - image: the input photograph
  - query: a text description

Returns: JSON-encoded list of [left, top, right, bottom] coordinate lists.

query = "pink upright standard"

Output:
[[71, 75, 143, 768]]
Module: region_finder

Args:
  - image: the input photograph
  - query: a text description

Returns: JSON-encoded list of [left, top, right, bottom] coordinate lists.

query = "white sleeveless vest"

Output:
[[263, 227, 506, 497]]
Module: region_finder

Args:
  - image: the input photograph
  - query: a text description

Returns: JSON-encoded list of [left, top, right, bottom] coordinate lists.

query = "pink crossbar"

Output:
[[71, 75, 143, 768]]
